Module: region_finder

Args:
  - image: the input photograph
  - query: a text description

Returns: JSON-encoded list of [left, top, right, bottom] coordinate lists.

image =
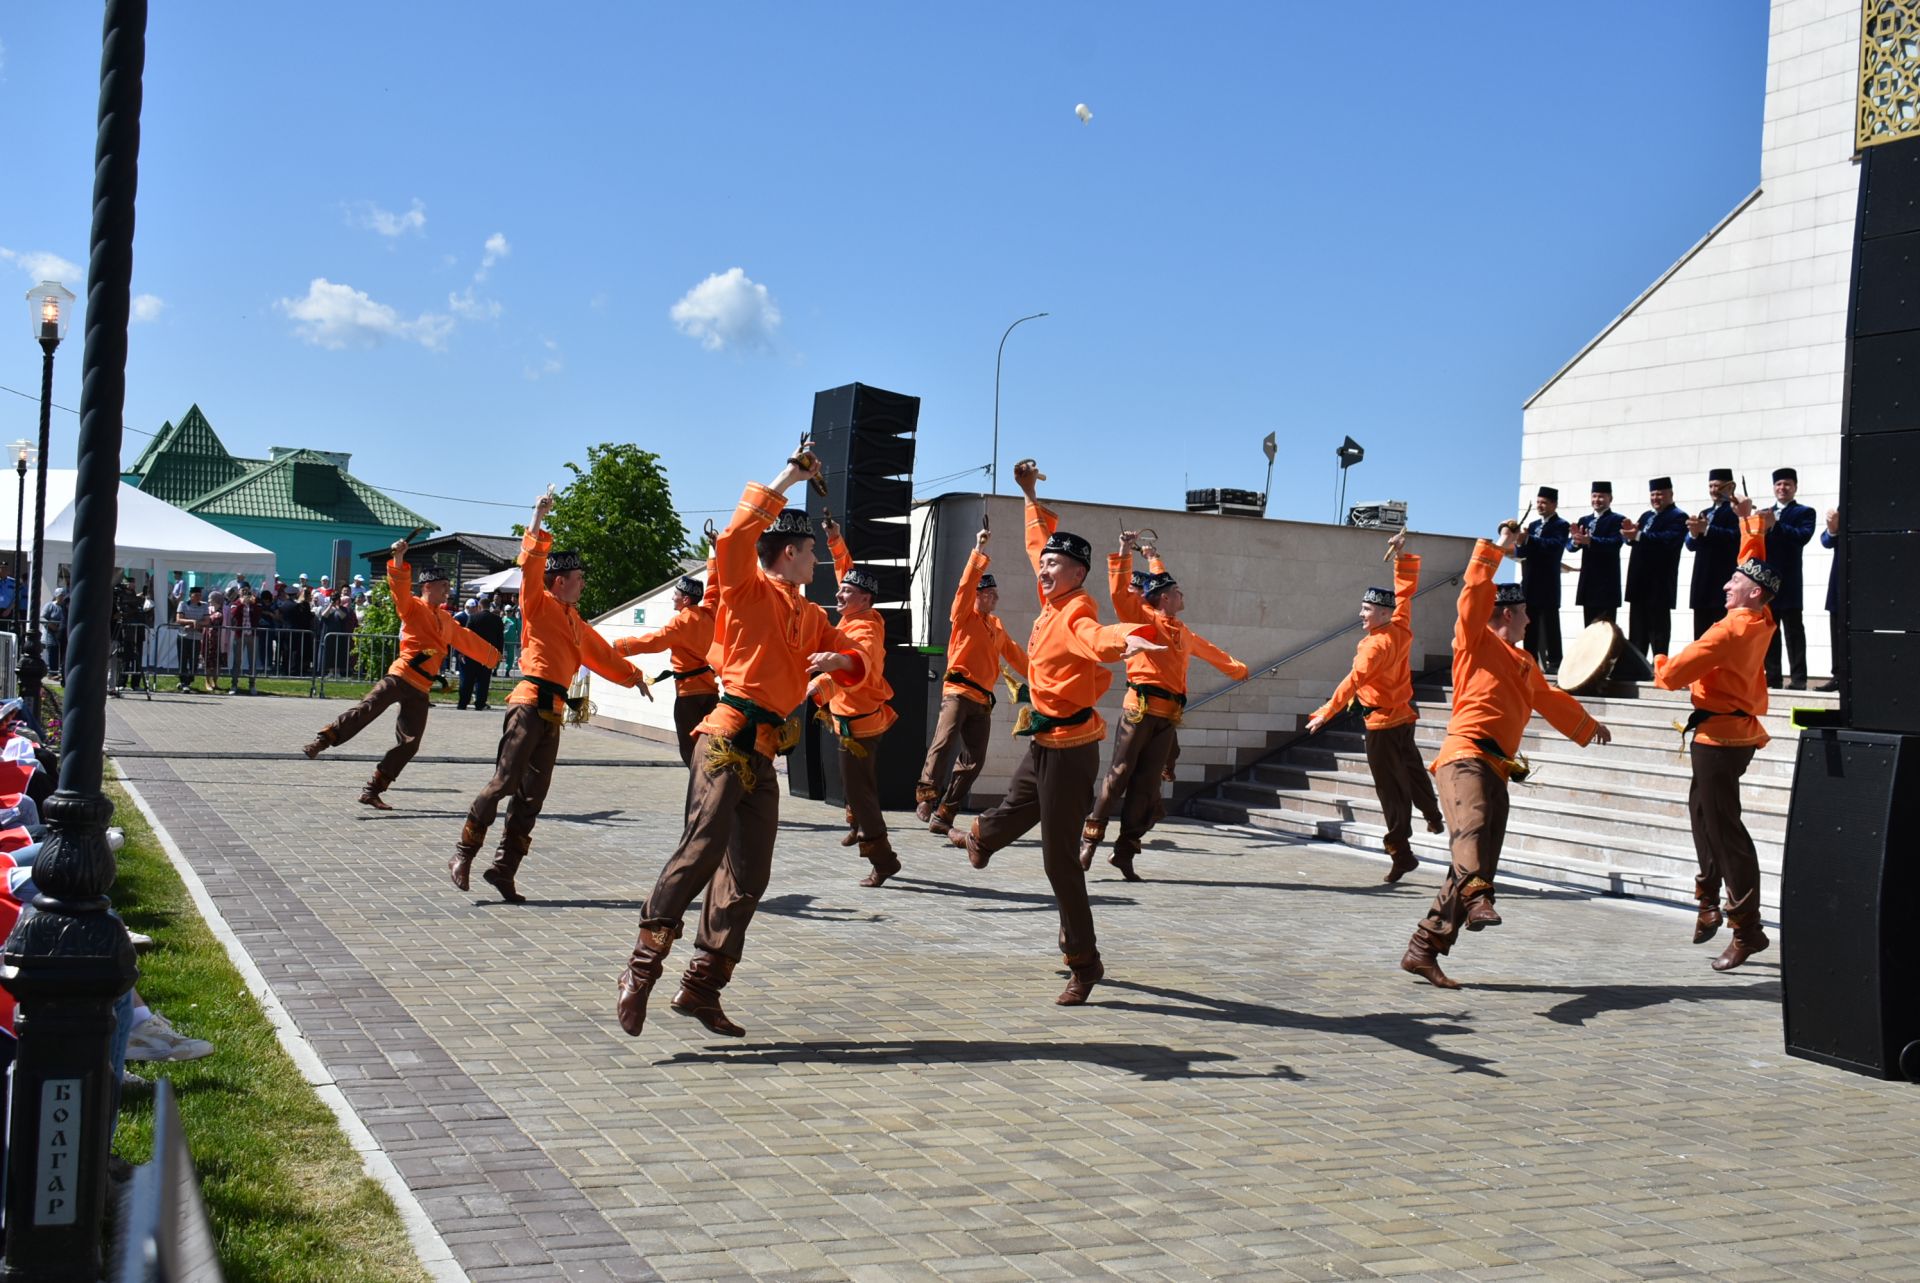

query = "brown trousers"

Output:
[[1365, 721, 1441, 856], [1416, 758, 1509, 953], [322, 674, 431, 780], [641, 733, 779, 961], [1086, 714, 1178, 858], [1688, 742, 1761, 924], [971, 740, 1102, 959], [840, 732, 891, 854], [672, 692, 720, 768], [918, 695, 992, 809], [464, 704, 563, 861]]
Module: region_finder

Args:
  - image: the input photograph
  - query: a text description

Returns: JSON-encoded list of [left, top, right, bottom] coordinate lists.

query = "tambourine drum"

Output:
[[1557, 620, 1653, 693]]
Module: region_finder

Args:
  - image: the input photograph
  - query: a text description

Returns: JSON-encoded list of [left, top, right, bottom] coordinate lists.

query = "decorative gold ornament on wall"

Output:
[[1861, 0, 1920, 149]]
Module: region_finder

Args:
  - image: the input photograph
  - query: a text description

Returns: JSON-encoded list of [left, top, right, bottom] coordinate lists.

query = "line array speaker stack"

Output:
[[1780, 128, 1920, 1081], [786, 383, 934, 811]]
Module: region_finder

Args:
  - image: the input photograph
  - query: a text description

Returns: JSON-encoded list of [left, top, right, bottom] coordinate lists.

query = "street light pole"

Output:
[[9, 442, 31, 646], [23, 282, 74, 726], [991, 311, 1048, 495], [0, 1, 146, 1277]]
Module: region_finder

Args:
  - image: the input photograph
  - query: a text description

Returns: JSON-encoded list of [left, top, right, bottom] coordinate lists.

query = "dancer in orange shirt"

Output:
[[1401, 518, 1612, 989], [948, 459, 1162, 1005], [616, 574, 717, 767], [1306, 531, 1443, 882], [1080, 532, 1248, 880], [815, 516, 901, 886], [1654, 497, 1777, 971], [617, 446, 864, 1038], [303, 540, 501, 810], [916, 523, 1028, 835], [451, 494, 650, 903]]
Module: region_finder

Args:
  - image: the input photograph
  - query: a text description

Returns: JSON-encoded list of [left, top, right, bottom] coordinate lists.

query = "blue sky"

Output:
[[1, 3, 1769, 544]]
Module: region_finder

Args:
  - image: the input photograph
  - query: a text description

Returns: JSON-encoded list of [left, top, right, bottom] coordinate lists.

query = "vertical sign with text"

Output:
[[35, 1078, 81, 1225]]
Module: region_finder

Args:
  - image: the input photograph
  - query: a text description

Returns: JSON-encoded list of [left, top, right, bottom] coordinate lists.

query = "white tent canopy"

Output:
[[469, 564, 521, 595], [0, 469, 277, 603]]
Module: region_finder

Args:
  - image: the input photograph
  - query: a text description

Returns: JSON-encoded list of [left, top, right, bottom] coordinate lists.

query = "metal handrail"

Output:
[[1182, 566, 1466, 714]]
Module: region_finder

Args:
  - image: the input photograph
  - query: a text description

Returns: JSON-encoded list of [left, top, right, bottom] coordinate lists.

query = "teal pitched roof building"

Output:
[[123, 405, 435, 583]]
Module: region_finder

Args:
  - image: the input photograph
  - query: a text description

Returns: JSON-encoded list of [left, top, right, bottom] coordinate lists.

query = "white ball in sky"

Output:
[[1074, 103, 1093, 124]]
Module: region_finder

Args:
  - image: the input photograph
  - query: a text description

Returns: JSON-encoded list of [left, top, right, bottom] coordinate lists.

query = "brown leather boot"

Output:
[[949, 824, 990, 869], [928, 804, 956, 835], [1383, 846, 1420, 883], [616, 926, 678, 1036], [481, 845, 528, 904], [1107, 844, 1142, 883], [840, 807, 860, 847], [914, 790, 937, 824], [1078, 819, 1106, 872], [1463, 880, 1501, 930], [449, 820, 484, 890], [1692, 877, 1724, 944], [670, 949, 746, 1037], [1424, 812, 1445, 835], [1711, 916, 1770, 972], [858, 841, 901, 888], [358, 769, 395, 811], [1400, 931, 1460, 989], [301, 729, 333, 759], [1056, 952, 1104, 1006]]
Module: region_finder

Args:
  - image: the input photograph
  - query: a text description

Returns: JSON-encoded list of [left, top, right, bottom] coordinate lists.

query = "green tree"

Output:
[[543, 443, 688, 619]]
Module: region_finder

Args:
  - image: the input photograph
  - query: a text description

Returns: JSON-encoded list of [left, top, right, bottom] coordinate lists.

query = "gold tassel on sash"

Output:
[[1012, 705, 1035, 737], [702, 735, 757, 791], [777, 713, 803, 753]]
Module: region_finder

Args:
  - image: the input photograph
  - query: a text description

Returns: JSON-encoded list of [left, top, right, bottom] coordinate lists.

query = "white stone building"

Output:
[[1522, 0, 1863, 679]]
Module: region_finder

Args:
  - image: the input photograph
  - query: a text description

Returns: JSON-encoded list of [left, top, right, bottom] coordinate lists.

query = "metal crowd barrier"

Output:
[[111, 1080, 222, 1282]]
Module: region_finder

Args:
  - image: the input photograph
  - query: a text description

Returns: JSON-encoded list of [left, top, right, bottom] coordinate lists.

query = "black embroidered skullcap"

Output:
[[1649, 476, 1673, 491], [1362, 586, 1395, 608], [1042, 530, 1092, 567], [1736, 558, 1781, 595], [1772, 467, 1797, 483], [1537, 486, 1559, 501], [769, 509, 813, 538], [1130, 570, 1150, 592], [1708, 467, 1734, 483], [976, 572, 997, 591], [1591, 481, 1612, 494], [1142, 572, 1179, 602], [677, 575, 703, 599], [545, 549, 586, 576], [842, 566, 880, 595], [415, 566, 450, 585], [1494, 582, 1527, 607]]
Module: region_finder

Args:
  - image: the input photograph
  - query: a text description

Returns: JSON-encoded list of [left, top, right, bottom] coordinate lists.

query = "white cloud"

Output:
[[0, 247, 83, 283], [447, 286, 502, 320], [348, 198, 427, 238], [523, 339, 563, 381], [131, 294, 165, 323], [276, 278, 452, 350], [670, 267, 781, 352], [475, 232, 510, 281]]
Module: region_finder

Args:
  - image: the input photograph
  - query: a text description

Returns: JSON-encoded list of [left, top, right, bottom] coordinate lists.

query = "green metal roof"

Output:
[[187, 448, 431, 528], [126, 404, 250, 505]]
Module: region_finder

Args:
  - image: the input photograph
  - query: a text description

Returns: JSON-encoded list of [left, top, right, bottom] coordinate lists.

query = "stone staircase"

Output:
[[1189, 672, 1834, 912]]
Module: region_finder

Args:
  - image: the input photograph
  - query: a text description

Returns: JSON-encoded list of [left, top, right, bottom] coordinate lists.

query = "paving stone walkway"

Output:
[[106, 693, 1920, 1282]]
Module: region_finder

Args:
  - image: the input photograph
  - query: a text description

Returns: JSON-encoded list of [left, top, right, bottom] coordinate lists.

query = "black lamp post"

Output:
[[8, 441, 30, 647], [991, 311, 1048, 495], [23, 280, 74, 726], [0, 1, 146, 1277]]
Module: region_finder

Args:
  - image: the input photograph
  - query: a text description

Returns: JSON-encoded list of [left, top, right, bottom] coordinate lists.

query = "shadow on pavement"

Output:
[[883, 876, 1138, 912], [662, 1038, 1302, 1083], [1096, 978, 1503, 1078], [757, 893, 886, 924], [1469, 978, 1782, 1027]]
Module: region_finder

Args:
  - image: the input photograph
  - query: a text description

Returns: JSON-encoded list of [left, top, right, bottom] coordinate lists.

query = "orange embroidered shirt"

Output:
[[698, 483, 862, 757], [508, 530, 646, 715], [1108, 553, 1249, 720], [1312, 552, 1421, 731], [1023, 499, 1154, 749], [616, 605, 718, 698], [1653, 515, 1774, 749], [386, 560, 502, 693], [945, 549, 1028, 704], [1432, 539, 1598, 778]]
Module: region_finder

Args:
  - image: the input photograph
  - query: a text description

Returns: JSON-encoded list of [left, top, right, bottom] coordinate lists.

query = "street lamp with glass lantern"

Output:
[[9, 439, 34, 644], [23, 281, 73, 720]]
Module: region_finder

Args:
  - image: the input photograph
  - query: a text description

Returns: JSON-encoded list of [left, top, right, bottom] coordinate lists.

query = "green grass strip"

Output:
[[105, 773, 434, 1283]]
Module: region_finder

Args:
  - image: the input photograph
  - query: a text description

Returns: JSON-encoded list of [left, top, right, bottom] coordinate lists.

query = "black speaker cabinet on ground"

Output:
[[1780, 729, 1920, 1081], [790, 648, 935, 813]]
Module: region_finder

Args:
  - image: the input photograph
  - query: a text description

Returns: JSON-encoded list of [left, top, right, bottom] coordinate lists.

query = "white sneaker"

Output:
[[106, 827, 125, 854], [120, 1068, 151, 1092], [124, 1013, 214, 1063], [126, 930, 154, 951]]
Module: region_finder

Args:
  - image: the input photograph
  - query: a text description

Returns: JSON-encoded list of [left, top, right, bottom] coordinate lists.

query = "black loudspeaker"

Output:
[[1841, 134, 1920, 734], [1780, 729, 1920, 1081], [791, 649, 935, 812], [805, 383, 919, 596]]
